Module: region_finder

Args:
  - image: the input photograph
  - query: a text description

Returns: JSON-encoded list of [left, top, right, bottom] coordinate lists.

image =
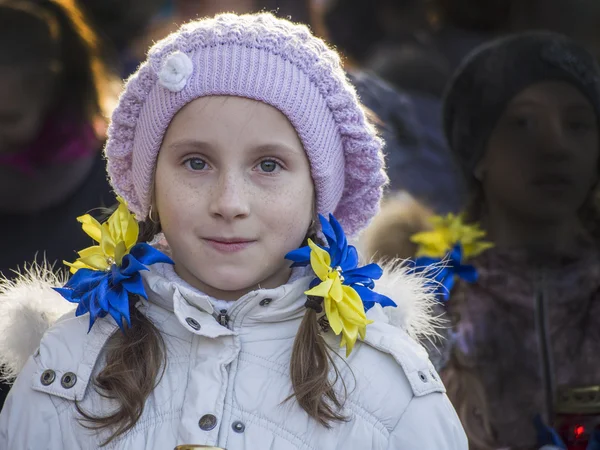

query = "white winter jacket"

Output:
[[0, 263, 467, 449]]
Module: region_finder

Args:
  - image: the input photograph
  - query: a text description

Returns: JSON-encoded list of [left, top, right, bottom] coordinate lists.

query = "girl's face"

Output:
[[481, 81, 599, 223], [155, 96, 315, 300]]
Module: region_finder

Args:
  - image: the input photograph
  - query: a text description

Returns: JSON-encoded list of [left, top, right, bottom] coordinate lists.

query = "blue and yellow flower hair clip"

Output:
[[286, 214, 396, 356], [408, 213, 493, 301], [54, 198, 173, 331]]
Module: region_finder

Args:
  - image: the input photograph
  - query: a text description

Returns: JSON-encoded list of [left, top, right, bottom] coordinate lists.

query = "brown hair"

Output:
[[75, 220, 165, 446], [0, 0, 117, 124], [76, 216, 348, 445], [287, 224, 349, 427], [440, 293, 497, 450]]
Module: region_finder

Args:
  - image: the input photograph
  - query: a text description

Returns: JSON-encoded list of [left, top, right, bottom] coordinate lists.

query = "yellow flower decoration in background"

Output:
[[65, 197, 139, 274], [303, 239, 373, 357], [411, 213, 494, 260]]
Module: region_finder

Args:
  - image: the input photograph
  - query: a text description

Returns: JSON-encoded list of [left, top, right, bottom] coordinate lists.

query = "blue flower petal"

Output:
[[96, 282, 110, 313], [354, 285, 397, 310], [457, 264, 478, 283], [75, 298, 89, 317], [53, 287, 75, 302], [329, 214, 349, 267], [110, 264, 130, 285], [130, 243, 174, 266], [362, 301, 376, 310], [121, 273, 148, 299], [90, 278, 110, 317], [318, 215, 340, 267], [341, 245, 359, 271], [344, 263, 383, 280], [285, 246, 311, 265], [108, 287, 131, 330], [343, 273, 376, 287], [64, 269, 106, 293], [319, 214, 337, 249], [534, 415, 567, 449], [120, 254, 149, 276], [309, 277, 321, 289]]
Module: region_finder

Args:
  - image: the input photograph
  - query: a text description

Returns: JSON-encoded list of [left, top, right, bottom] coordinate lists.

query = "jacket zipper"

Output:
[[534, 268, 555, 424], [217, 309, 230, 328]]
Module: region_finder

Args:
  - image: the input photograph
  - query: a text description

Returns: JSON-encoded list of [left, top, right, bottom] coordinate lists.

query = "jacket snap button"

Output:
[[40, 369, 55, 386], [232, 421, 245, 433], [259, 298, 272, 306], [186, 317, 201, 330], [61, 372, 77, 389], [418, 371, 428, 382], [198, 414, 218, 431]]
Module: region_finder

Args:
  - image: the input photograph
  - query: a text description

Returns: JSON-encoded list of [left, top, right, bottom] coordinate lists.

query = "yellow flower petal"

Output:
[[342, 323, 359, 357], [308, 239, 331, 281], [305, 278, 334, 298], [65, 197, 141, 274], [114, 241, 128, 266], [329, 274, 344, 302], [100, 223, 116, 257], [412, 213, 493, 260], [124, 215, 139, 250], [79, 254, 110, 271], [77, 215, 103, 243], [358, 324, 367, 341], [343, 285, 368, 311], [77, 246, 104, 259], [324, 297, 343, 334], [64, 260, 95, 274]]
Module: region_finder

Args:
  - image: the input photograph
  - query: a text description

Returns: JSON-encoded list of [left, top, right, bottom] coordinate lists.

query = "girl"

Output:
[[363, 32, 600, 450], [0, 12, 466, 449]]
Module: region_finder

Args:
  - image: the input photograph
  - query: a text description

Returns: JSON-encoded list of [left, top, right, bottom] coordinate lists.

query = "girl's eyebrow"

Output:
[[249, 143, 303, 156], [167, 139, 212, 152], [167, 139, 302, 156]]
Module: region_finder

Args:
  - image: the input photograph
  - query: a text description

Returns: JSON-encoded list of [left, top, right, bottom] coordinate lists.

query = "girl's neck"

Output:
[[483, 203, 584, 258], [173, 264, 293, 302]]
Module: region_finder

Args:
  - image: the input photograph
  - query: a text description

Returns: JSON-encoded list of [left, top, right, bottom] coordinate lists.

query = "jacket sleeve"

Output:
[[0, 356, 64, 450], [387, 392, 468, 450]]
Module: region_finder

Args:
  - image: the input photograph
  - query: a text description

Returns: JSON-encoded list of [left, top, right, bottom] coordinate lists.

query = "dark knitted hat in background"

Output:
[[443, 31, 600, 183]]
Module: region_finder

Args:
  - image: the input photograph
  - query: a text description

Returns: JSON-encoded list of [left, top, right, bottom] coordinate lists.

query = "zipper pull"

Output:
[[218, 309, 230, 327]]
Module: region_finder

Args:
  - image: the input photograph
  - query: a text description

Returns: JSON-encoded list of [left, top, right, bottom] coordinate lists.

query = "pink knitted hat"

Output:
[[105, 12, 387, 236]]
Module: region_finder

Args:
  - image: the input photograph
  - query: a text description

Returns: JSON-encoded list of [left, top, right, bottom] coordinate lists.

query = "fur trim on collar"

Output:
[[0, 263, 75, 381], [372, 261, 443, 343], [0, 260, 441, 379]]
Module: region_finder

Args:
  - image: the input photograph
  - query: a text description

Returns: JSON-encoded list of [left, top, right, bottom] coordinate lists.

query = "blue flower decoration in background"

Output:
[[534, 415, 567, 449], [409, 244, 478, 302], [286, 214, 396, 311], [408, 213, 493, 302]]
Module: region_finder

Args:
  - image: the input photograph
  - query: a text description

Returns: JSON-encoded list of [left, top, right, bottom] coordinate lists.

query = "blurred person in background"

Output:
[[363, 32, 600, 450], [0, 0, 117, 406], [77, 0, 166, 77], [317, 0, 465, 213], [131, 0, 256, 68]]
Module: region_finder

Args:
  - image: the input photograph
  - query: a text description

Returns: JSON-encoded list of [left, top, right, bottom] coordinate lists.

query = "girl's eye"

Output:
[[184, 158, 207, 171], [257, 159, 281, 173]]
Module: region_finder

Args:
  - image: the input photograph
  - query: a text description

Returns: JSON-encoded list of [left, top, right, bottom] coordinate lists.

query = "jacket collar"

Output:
[[141, 263, 314, 340]]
